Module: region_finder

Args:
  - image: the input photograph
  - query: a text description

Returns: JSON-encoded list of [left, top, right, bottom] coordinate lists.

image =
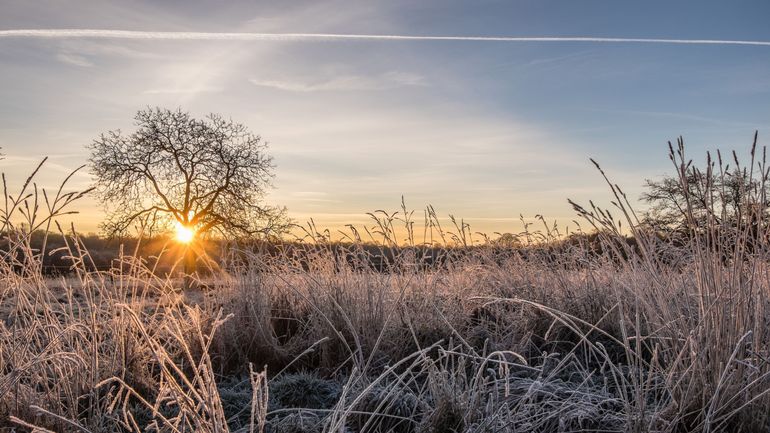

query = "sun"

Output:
[[174, 222, 195, 244]]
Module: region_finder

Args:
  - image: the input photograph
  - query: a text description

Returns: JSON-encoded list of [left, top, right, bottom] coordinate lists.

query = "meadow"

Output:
[[2, 140, 770, 433]]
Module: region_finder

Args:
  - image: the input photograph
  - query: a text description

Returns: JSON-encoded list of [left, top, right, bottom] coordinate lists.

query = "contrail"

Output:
[[1, 29, 770, 47]]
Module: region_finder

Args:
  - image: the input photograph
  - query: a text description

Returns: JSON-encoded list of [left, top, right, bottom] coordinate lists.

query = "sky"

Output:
[[1, 1, 770, 238]]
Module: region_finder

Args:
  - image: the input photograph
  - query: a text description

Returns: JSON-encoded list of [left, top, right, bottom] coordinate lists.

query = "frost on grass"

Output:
[[5, 140, 770, 432], [270, 372, 343, 410]]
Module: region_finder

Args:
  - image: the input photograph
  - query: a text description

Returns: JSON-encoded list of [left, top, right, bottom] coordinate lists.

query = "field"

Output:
[[2, 143, 770, 433]]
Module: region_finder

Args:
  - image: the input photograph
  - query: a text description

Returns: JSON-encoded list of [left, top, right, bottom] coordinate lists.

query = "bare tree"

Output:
[[89, 108, 289, 283], [641, 135, 770, 236]]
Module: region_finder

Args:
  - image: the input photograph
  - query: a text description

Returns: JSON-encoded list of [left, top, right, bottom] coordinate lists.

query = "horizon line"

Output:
[[1, 29, 770, 47]]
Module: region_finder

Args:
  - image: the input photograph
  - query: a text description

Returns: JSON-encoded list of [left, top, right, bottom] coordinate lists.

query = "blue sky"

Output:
[[1, 1, 770, 235]]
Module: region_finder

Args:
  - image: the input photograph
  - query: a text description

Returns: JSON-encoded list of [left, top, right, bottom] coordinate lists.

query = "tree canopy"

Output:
[[641, 134, 770, 234], [89, 108, 289, 239]]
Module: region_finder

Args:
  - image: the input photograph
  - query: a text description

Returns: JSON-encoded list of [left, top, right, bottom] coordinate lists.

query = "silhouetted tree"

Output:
[[641, 135, 770, 241], [89, 108, 289, 285], [492, 232, 522, 248]]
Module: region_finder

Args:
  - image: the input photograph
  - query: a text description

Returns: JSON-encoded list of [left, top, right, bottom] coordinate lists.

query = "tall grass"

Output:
[[2, 138, 770, 432]]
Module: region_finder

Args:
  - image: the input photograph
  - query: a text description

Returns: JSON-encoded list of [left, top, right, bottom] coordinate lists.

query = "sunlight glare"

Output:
[[175, 222, 195, 244]]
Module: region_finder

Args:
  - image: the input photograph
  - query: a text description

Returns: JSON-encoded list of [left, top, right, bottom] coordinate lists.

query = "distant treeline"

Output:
[[0, 230, 650, 277], [0, 231, 214, 276]]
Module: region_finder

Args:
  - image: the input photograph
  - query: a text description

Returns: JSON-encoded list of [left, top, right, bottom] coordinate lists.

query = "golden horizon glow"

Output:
[[174, 222, 195, 244]]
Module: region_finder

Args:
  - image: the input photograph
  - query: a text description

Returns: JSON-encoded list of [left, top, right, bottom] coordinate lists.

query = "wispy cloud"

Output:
[[1, 29, 770, 47], [59, 40, 161, 59], [250, 71, 425, 92], [56, 52, 93, 67], [54, 40, 161, 68]]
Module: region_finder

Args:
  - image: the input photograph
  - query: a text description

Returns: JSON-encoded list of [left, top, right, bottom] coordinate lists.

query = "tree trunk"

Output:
[[183, 247, 197, 291]]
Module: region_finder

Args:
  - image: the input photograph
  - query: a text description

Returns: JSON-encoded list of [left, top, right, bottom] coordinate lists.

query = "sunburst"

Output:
[[174, 222, 195, 244]]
